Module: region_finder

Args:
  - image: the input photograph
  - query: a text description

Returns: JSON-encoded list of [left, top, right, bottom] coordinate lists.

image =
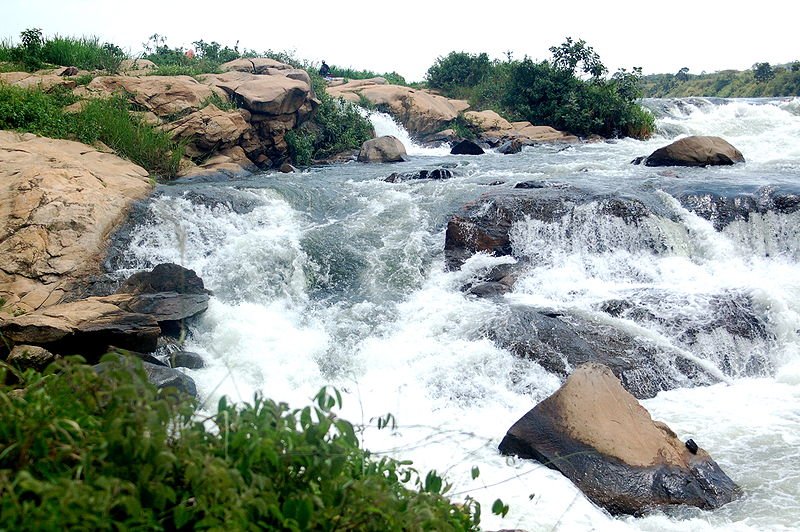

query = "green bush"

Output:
[[0, 29, 126, 73], [287, 74, 374, 165], [425, 52, 492, 97], [0, 84, 183, 178], [329, 66, 407, 86], [0, 357, 481, 530]]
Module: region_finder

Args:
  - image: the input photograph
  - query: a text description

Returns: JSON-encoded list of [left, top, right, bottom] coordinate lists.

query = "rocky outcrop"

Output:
[[0, 72, 77, 91], [0, 264, 210, 360], [220, 57, 293, 74], [0, 131, 152, 313], [201, 71, 311, 115], [464, 110, 579, 145], [641, 136, 745, 167], [162, 104, 250, 158], [328, 79, 469, 137], [82, 75, 223, 118], [357, 135, 408, 163], [499, 363, 741, 515]]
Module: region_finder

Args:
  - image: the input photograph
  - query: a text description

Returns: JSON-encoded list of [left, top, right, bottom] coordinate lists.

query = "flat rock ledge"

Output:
[[498, 363, 741, 515]]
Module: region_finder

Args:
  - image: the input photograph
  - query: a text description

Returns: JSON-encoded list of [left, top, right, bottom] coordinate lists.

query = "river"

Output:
[[108, 97, 800, 531]]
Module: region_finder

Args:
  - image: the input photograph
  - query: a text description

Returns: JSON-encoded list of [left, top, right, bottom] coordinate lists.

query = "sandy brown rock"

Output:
[[0, 131, 152, 312], [0, 72, 77, 91], [7, 344, 60, 371], [357, 135, 408, 163], [644, 135, 745, 167], [465, 110, 515, 132], [200, 71, 311, 115], [499, 363, 741, 515], [84, 75, 222, 117], [221, 57, 293, 74], [328, 80, 469, 136], [119, 58, 157, 74], [162, 104, 250, 158]]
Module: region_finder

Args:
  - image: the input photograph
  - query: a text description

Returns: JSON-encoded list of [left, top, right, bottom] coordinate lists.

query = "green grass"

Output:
[[329, 66, 408, 86], [0, 356, 482, 530], [0, 84, 183, 178], [0, 30, 125, 73]]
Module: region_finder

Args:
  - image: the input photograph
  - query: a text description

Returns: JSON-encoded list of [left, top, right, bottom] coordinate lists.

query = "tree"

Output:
[[675, 67, 690, 82], [753, 62, 775, 82], [425, 51, 492, 95], [549, 37, 607, 78]]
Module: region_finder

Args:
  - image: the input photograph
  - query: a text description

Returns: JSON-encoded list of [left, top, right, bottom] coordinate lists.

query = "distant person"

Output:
[[319, 60, 331, 78]]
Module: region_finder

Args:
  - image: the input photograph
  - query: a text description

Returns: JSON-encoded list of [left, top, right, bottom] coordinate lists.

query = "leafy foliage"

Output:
[[0, 28, 125, 73], [286, 74, 374, 165], [328, 65, 408, 86], [0, 84, 183, 178], [752, 62, 775, 83], [640, 62, 800, 97], [426, 38, 653, 139], [0, 358, 481, 530]]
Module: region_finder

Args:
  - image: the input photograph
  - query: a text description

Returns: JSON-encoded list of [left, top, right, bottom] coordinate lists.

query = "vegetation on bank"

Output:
[[0, 357, 483, 530], [0, 83, 183, 177], [0, 28, 124, 73], [425, 38, 656, 139], [641, 62, 800, 98]]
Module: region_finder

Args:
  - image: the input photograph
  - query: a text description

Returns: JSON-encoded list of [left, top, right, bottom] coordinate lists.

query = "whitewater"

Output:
[[110, 98, 800, 531]]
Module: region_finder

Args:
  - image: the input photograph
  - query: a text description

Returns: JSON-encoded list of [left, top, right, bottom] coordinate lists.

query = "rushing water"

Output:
[[110, 98, 800, 531]]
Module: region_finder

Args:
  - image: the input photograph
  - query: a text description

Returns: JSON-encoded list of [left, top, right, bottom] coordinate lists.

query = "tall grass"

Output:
[[0, 29, 125, 72], [0, 84, 182, 178]]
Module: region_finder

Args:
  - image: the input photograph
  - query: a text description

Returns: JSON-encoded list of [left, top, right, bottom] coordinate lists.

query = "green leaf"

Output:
[[471, 466, 480, 480]]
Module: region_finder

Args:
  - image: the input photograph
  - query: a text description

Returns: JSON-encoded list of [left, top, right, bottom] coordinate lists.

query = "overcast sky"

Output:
[[4, 0, 797, 81]]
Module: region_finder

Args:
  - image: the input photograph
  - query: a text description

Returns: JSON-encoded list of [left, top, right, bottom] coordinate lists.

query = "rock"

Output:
[[0, 131, 152, 313], [510, 122, 579, 143], [465, 110, 514, 132], [142, 362, 197, 397], [279, 162, 296, 173], [170, 350, 205, 369], [6, 345, 60, 371], [443, 187, 651, 270], [644, 136, 745, 167], [162, 104, 250, 158], [200, 71, 311, 115], [118, 58, 157, 74], [84, 75, 222, 118], [220, 57, 293, 75], [328, 81, 469, 136], [0, 298, 161, 358], [113, 292, 210, 324], [677, 188, 800, 230], [486, 306, 716, 399], [60, 66, 79, 77], [498, 363, 741, 515], [0, 71, 77, 91], [450, 139, 485, 155], [357, 136, 408, 163], [117, 263, 210, 296], [497, 139, 523, 154], [385, 169, 454, 182]]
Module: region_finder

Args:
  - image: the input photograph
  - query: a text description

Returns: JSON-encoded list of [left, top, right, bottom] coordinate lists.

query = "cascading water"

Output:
[[110, 98, 800, 531]]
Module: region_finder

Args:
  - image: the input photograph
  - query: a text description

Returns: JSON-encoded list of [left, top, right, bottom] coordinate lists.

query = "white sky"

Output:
[[4, 0, 798, 81]]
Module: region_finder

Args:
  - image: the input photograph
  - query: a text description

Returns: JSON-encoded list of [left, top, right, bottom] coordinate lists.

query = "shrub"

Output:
[[0, 357, 481, 530], [426, 52, 492, 97], [0, 84, 183, 178]]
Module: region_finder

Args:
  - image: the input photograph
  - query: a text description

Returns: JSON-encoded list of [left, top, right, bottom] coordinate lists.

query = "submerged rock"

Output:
[[385, 168, 454, 182], [499, 363, 741, 515], [643, 135, 744, 167], [358, 135, 408, 163]]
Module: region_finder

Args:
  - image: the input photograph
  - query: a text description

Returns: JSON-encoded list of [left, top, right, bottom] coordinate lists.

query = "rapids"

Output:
[[108, 98, 800, 531]]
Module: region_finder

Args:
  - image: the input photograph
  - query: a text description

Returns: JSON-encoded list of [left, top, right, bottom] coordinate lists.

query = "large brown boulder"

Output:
[[200, 71, 311, 115], [464, 111, 578, 144], [644, 136, 745, 167], [357, 136, 408, 163], [220, 57, 293, 75], [83, 75, 223, 118], [0, 72, 77, 91], [0, 131, 152, 312], [162, 104, 250, 158], [498, 363, 741, 515], [328, 80, 469, 136]]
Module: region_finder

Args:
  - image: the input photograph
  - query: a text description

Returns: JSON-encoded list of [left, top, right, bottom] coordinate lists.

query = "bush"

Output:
[[425, 52, 492, 97], [0, 357, 481, 530], [287, 74, 374, 165], [0, 84, 183, 178]]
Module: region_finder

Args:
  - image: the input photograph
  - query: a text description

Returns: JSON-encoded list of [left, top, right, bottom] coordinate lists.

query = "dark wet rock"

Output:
[[450, 139, 485, 155], [117, 263, 210, 296], [496, 139, 522, 154], [499, 363, 741, 515], [463, 263, 520, 298], [484, 305, 715, 399], [631, 155, 647, 165], [677, 188, 800, 230], [143, 362, 197, 396], [170, 350, 205, 369], [643, 136, 744, 167], [6, 345, 60, 371], [444, 187, 652, 270], [385, 168, 455, 183], [514, 181, 547, 189]]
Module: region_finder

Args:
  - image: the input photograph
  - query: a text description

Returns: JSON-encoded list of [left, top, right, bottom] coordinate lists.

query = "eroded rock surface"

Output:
[[642, 136, 745, 167], [499, 363, 741, 515]]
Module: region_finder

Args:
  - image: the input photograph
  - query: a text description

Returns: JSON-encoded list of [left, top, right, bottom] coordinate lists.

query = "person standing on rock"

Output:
[[319, 60, 331, 79]]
